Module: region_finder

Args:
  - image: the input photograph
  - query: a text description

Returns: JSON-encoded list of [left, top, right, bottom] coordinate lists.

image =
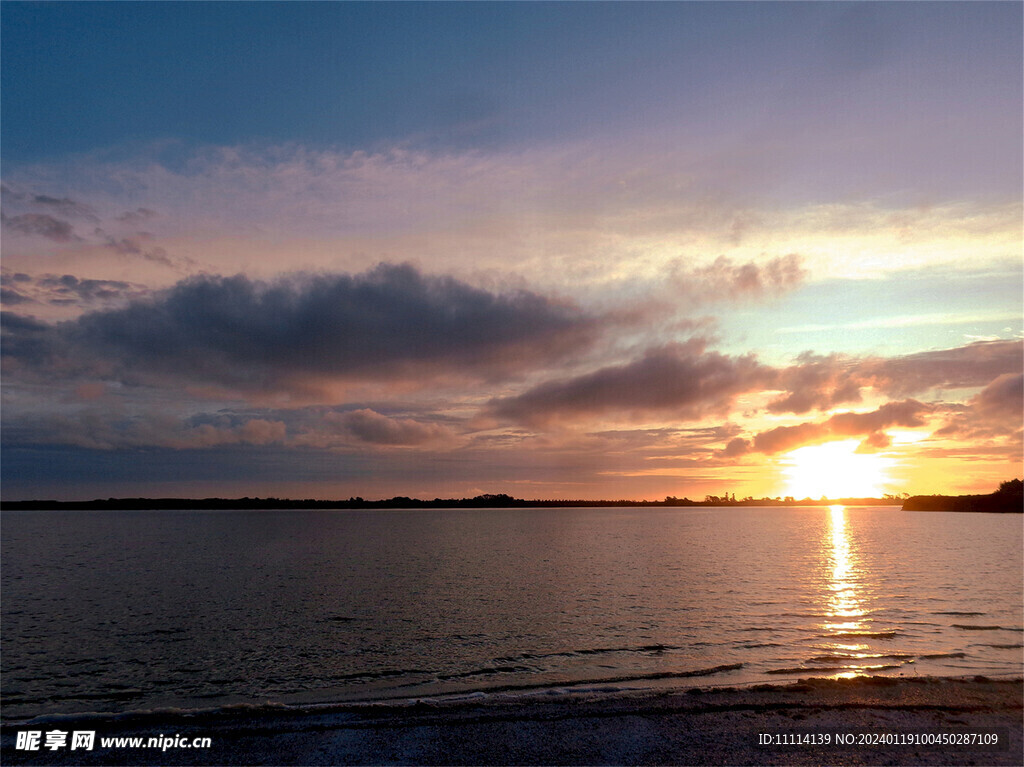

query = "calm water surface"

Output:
[[2, 506, 1022, 719]]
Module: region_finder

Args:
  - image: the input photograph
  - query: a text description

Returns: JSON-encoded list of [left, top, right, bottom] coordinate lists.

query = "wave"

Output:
[[10, 661, 748, 726], [951, 624, 1024, 632], [420, 663, 746, 696], [818, 630, 898, 639], [133, 627, 188, 636], [437, 665, 536, 681], [767, 663, 902, 675], [380, 663, 748, 699], [496, 644, 683, 663], [46, 689, 147, 702], [976, 643, 1023, 649], [767, 666, 846, 675], [579, 643, 681, 656], [774, 611, 881, 620], [808, 653, 913, 663], [534, 663, 744, 687], [324, 668, 435, 683]]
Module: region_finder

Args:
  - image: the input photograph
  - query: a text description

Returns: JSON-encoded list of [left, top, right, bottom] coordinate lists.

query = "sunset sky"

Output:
[[2, 2, 1021, 501]]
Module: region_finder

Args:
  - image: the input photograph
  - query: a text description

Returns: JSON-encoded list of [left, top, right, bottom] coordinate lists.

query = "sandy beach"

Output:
[[3, 676, 1021, 766]]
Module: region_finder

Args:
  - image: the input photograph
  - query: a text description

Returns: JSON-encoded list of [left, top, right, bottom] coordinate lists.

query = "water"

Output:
[[2, 506, 1021, 720]]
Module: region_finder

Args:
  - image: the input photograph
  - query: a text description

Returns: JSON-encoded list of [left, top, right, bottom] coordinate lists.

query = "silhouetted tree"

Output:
[[998, 478, 1022, 495]]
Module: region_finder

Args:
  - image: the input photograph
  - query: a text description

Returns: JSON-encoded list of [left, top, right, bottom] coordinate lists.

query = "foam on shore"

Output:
[[2, 676, 1021, 765]]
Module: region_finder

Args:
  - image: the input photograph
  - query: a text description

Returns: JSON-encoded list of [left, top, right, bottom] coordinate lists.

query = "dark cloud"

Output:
[[670, 254, 806, 301], [865, 341, 1024, 397], [2, 410, 288, 452], [138, 246, 177, 268], [825, 399, 930, 435], [0, 273, 35, 307], [0, 272, 147, 309], [0, 287, 33, 305], [1, 185, 98, 220], [768, 352, 862, 413], [0, 311, 49, 333], [28, 194, 98, 221], [974, 373, 1023, 416], [748, 423, 821, 455], [767, 340, 1024, 414], [935, 373, 1024, 441], [487, 340, 772, 426], [552, 424, 745, 461], [485, 336, 1014, 431], [590, 424, 742, 445], [94, 229, 180, 268], [37, 274, 137, 304], [751, 399, 932, 454], [1, 311, 55, 367], [2, 401, 457, 453], [97, 233, 146, 255], [3, 264, 597, 392], [116, 207, 158, 223], [308, 408, 453, 446], [718, 436, 752, 458], [1, 212, 78, 242]]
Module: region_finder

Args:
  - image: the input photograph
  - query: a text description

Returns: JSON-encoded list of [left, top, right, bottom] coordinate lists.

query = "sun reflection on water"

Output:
[[827, 505, 862, 620], [821, 505, 871, 677]]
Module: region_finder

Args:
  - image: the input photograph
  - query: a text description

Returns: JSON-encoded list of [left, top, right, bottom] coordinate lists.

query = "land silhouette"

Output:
[[3, 480, 1020, 511], [901, 478, 1022, 513]]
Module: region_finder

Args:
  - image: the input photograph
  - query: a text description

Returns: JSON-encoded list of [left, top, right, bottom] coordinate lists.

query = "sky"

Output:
[[1, 1, 1021, 502]]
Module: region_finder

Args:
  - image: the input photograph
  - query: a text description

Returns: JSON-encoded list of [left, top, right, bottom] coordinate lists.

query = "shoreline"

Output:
[[3, 676, 1021, 765], [1, 498, 907, 511]]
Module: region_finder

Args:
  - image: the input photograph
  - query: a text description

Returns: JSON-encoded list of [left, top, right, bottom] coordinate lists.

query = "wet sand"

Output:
[[3, 676, 1021, 766]]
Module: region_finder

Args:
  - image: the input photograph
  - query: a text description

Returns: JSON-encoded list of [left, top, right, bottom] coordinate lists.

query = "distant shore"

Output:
[[6, 482, 1019, 512], [0, 495, 905, 511], [902, 491, 1022, 513], [2, 676, 1021, 766], [902, 479, 1022, 513]]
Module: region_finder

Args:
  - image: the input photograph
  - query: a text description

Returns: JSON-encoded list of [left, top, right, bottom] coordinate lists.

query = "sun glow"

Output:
[[782, 440, 890, 499]]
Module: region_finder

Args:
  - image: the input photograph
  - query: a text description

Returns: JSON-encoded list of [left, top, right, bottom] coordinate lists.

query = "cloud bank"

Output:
[[2, 263, 598, 393], [487, 340, 772, 427], [767, 340, 1024, 414], [747, 399, 933, 455]]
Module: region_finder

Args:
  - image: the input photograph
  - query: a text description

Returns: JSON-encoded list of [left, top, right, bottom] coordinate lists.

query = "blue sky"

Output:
[[1, 2, 1021, 501], [5, 2, 1020, 194]]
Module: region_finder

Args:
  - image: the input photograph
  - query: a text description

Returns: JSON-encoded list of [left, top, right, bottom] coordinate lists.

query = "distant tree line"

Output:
[[3, 492, 910, 511], [902, 478, 1023, 513]]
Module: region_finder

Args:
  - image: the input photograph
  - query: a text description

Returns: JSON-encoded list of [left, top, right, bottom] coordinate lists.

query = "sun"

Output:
[[781, 439, 891, 499]]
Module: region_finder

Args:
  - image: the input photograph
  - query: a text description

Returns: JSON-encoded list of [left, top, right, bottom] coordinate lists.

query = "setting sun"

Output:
[[781, 440, 891, 499]]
